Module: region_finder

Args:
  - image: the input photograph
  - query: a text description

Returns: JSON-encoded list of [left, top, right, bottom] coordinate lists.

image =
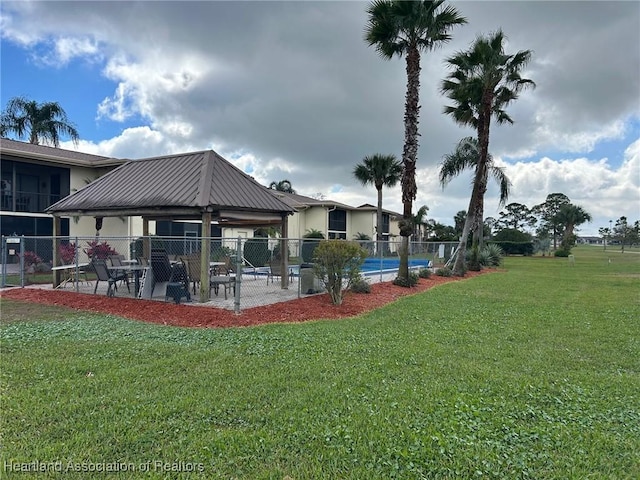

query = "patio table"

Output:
[[107, 264, 147, 297], [51, 263, 90, 289]]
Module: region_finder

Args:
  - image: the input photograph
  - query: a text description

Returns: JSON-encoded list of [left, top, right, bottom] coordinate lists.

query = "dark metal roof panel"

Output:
[[0, 137, 123, 166], [47, 149, 294, 214]]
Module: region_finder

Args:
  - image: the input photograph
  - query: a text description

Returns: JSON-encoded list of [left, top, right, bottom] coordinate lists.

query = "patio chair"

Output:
[[219, 256, 237, 278], [267, 260, 293, 285], [181, 253, 202, 295], [108, 255, 130, 289], [209, 257, 235, 300], [92, 259, 129, 297], [150, 252, 173, 298]]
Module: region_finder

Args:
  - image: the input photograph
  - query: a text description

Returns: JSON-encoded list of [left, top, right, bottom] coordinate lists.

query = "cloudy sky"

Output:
[[1, 1, 638, 236]]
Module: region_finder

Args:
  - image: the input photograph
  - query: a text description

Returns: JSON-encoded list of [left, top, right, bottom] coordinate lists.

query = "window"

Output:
[[328, 209, 347, 239], [382, 213, 390, 237]]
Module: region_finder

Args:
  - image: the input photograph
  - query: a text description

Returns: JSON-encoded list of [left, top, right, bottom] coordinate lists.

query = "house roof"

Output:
[[46, 149, 294, 224], [267, 190, 356, 211], [266, 191, 402, 217], [0, 137, 124, 168], [356, 203, 402, 217]]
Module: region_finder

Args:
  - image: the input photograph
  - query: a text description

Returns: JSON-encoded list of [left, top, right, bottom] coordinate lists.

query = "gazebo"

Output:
[[46, 149, 295, 301]]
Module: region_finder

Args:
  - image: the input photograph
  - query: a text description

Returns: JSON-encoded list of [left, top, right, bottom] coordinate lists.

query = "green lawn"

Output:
[[1, 246, 638, 479]]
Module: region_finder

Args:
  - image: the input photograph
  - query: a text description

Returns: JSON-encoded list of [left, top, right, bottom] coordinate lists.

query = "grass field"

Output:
[[1, 246, 638, 479]]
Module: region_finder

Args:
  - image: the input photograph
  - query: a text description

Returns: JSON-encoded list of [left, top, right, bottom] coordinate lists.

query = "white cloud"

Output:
[[3, 0, 639, 238], [50, 36, 101, 66]]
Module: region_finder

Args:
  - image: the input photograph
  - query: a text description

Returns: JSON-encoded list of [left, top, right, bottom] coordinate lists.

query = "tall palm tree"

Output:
[[353, 153, 402, 243], [557, 203, 592, 251], [268, 179, 296, 194], [440, 136, 511, 252], [0, 96, 79, 147], [365, 0, 466, 283], [441, 30, 534, 274]]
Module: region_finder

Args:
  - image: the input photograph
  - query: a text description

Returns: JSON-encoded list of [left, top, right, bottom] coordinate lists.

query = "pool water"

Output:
[[360, 257, 431, 273], [248, 258, 431, 277]]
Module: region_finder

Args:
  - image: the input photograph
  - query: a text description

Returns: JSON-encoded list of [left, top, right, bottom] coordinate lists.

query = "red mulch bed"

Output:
[[1, 271, 487, 328]]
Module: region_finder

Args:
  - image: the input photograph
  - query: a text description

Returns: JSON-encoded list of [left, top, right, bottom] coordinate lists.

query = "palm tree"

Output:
[[412, 204, 429, 241], [0, 96, 79, 147], [557, 204, 592, 251], [441, 30, 534, 274], [353, 154, 402, 244], [365, 0, 467, 283], [268, 179, 296, 194], [440, 136, 511, 254]]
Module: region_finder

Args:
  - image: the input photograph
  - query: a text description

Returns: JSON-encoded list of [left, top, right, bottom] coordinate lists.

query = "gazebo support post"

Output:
[[52, 216, 62, 287], [142, 218, 150, 259], [280, 214, 289, 289], [199, 211, 212, 302]]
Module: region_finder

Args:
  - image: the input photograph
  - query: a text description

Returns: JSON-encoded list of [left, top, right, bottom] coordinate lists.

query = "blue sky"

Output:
[[1, 1, 638, 236]]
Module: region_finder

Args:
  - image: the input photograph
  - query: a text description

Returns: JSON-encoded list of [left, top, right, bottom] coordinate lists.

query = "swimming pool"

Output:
[[360, 257, 431, 273], [247, 258, 431, 277]]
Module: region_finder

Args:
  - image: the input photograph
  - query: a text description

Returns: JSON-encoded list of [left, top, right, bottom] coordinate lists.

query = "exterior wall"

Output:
[[304, 207, 328, 236], [350, 211, 376, 239], [223, 228, 254, 239], [388, 217, 400, 237], [285, 207, 398, 241], [286, 211, 305, 239], [68, 165, 130, 237]]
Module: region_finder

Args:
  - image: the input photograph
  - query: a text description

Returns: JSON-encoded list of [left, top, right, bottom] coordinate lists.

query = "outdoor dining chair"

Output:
[[267, 260, 294, 284], [92, 259, 129, 297], [180, 253, 202, 295], [108, 255, 130, 289]]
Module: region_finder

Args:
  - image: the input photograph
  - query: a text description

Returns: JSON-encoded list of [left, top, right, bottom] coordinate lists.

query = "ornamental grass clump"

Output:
[[313, 240, 367, 305]]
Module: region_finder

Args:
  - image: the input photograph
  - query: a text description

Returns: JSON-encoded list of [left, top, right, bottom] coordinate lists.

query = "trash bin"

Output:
[[300, 263, 319, 294]]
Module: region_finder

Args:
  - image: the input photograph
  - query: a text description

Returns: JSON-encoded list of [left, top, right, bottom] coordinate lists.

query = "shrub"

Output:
[[492, 229, 534, 255], [58, 242, 78, 265], [465, 246, 483, 271], [21, 251, 42, 270], [84, 240, 117, 260], [418, 268, 431, 279], [436, 267, 453, 277], [313, 240, 367, 305], [244, 237, 270, 267], [393, 271, 419, 287], [533, 237, 552, 256], [479, 243, 504, 267], [554, 248, 571, 257], [350, 276, 371, 294]]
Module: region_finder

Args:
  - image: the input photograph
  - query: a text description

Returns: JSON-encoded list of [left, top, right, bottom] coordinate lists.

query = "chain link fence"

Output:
[[1, 235, 459, 312]]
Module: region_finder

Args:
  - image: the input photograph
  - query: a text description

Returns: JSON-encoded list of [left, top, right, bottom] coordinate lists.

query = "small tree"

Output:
[[313, 240, 367, 305]]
